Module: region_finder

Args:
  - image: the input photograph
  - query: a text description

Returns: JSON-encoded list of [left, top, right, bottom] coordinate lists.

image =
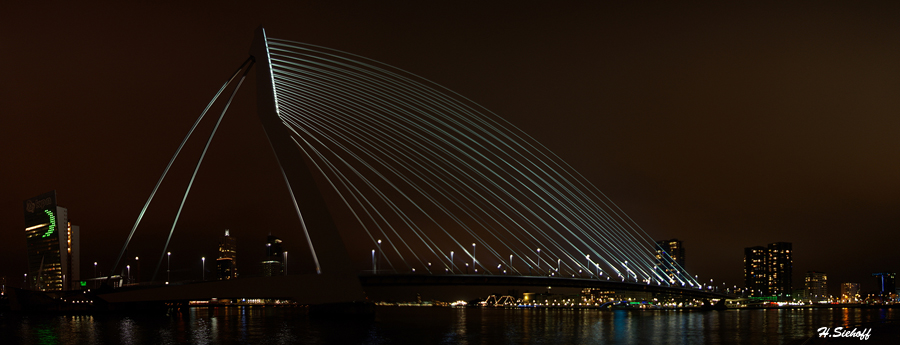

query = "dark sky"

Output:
[[3, 2, 899, 295]]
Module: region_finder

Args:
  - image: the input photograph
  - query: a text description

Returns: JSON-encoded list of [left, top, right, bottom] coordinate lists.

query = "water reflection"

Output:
[[118, 317, 135, 345], [2, 307, 899, 344]]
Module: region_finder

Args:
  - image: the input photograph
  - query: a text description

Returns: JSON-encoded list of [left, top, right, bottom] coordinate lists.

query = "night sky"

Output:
[[3, 2, 899, 296]]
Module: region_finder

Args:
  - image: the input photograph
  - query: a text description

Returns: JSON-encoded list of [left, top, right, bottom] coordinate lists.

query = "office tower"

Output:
[[743, 242, 792, 299], [841, 282, 860, 303], [805, 271, 828, 301], [744, 246, 767, 296], [23, 191, 80, 291], [217, 229, 238, 280], [261, 234, 284, 276], [767, 242, 792, 300], [872, 272, 896, 295], [655, 239, 685, 280]]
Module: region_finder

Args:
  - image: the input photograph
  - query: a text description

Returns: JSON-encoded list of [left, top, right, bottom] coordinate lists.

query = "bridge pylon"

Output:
[[250, 26, 367, 308]]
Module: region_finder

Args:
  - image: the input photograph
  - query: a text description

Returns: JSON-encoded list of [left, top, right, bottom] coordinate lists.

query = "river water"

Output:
[[2, 306, 899, 344]]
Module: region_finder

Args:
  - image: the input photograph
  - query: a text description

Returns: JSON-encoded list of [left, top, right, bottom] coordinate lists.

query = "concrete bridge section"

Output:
[[96, 274, 728, 307], [360, 274, 732, 302], [98, 273, 362, 305]]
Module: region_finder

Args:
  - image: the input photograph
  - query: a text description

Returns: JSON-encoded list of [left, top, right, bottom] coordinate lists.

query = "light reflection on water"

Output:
[[1, 307, 899, 344]]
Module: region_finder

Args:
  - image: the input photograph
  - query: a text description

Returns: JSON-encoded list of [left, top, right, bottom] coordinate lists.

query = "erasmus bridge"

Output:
[[97, 28, 722, 310]]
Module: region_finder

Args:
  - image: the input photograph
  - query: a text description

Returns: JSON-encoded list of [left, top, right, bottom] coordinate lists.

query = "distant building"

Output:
[[841, 283, 860, 303], [873, 272, 896, 296], [655, 239, 685, 280], [261, 234, 284, 276], [767, 242, 792, 300], [743, 242, 792, 300], [805, 271, 828, 301], [744, 246, 767, 296], [24, 191, 80, 291], [216, 229, 238, 280]]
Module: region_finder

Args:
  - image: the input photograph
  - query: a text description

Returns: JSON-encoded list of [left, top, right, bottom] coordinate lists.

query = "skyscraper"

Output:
[[841, 282, 860, 303], [216, 229, 237, 280], [261, 234, 284, 276], [805, 271, 828, 301], [872, 272, 896, 295], [23, 191, 80, 291], [743, 242, 792, 300], [655, 239, 685, 281], [767, 242, 792, 300], [744, 246, 767, 296]]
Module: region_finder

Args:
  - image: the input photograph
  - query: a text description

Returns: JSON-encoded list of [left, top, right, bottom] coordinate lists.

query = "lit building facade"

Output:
[[655, 239, 685, 280], [743, 242, 792, 300], [804, 271, 828, 301], [24, 191, 80, 291], [744, 246, 767, 296], [841, 282, 860, 303], [872, 272, 896, 296], [217, 229, 238, 280], [767, 242, 792, 300], [261, 234, 284, 276]]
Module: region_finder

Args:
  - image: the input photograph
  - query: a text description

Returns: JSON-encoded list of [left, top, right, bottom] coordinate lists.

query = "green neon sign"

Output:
[[42, 209, 56, 238], [80, 281, 87, 287]]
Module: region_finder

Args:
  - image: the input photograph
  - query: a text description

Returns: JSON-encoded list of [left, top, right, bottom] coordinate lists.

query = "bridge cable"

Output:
[[151, 59, 255, 283], [107, 57, 253, 286]]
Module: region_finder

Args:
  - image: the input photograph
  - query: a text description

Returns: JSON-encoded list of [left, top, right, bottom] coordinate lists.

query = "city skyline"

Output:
[[2, 2, 900, 295]]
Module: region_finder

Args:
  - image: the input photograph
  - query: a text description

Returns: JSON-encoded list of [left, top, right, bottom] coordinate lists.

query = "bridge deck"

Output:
[[97, 274, 730, 306]]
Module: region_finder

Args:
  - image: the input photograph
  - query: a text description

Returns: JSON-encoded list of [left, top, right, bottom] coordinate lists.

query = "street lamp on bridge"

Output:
[[450, 251, 454, 273], [471, 243, 476, 271], [166, 252, 171, 284], [134, 256, 140, 284]]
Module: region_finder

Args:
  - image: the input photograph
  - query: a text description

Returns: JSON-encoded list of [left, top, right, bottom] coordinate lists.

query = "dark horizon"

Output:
[[3, 2, 900, 298]]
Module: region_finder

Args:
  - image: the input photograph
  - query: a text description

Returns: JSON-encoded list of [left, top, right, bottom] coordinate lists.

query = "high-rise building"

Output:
[[655, 239, 685, 280], [767, 242, 792, 300], [743, 242, 792, 300], [216, 229, 238, 280], [872, 272, 896, 295], [744, 246, 767, 296], [23, 191, 80, 291], [805, 271, 828, 301], [261, 234, 284, 276], [841, 282, 860, 303]]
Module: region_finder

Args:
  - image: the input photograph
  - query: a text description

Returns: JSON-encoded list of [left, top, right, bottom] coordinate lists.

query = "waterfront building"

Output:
[[743, 242, 792, 300], [261, 234, 284, 276], [872, 272, 896, 302], [841, 282, 860, 303], [767, 242, 792, 300], [743, 246, 767, 296], [23, 191, 80, 291], [804, 271, 827, 302], [872, 272, 896, 294], [216, 229, 238, 280], [655, 239, 685, 280]]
